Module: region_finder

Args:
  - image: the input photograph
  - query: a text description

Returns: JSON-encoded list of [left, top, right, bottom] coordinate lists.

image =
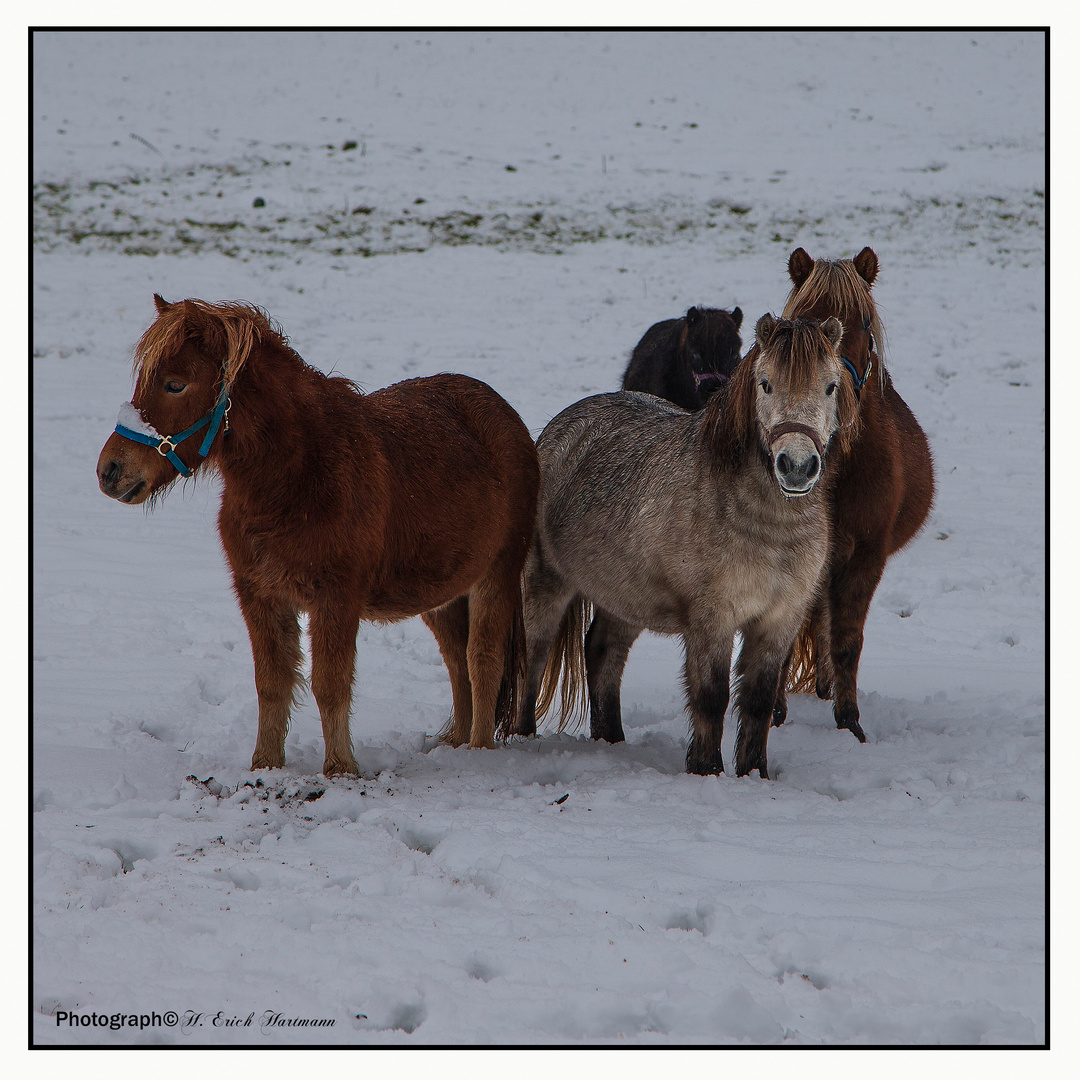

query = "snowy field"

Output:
[[32, 31, 1045, 1046]]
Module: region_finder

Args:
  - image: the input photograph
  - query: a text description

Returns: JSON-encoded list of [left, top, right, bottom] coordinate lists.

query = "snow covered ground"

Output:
[[32, 30, 1045, 1046]]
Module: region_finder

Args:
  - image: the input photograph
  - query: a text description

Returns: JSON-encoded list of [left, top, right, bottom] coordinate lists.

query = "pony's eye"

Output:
[[760, 379, 772, 394], [826, 382, 837, 396], [164, 380, 187, 394]]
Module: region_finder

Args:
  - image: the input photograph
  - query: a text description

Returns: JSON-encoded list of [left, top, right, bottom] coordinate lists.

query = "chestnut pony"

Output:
[[97, 296, 540, 775], [774, 248, 934, 741]]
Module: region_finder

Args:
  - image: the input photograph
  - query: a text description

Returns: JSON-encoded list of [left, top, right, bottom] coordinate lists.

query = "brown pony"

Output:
[[773, 248, 934, 741], [97, 296, 540, 775]]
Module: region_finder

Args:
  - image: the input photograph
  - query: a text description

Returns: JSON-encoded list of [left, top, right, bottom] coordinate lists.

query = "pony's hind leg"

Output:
[[514, 545, 578, 737], [827, 556, 882, 744], [422, 596, 473, 747], [465, 562, 523, 750], [683, 632, 734, 775], [235, 586, 303, 771], [811, 600, 834, 700], [585, 610, 641, 743], [307, 599, 362, 776]]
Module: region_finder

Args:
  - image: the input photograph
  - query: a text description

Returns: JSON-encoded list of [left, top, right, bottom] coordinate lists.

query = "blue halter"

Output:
[[841, 354, 872, 394], [841, 334, 874, 396], [115, 381, 231, 478]]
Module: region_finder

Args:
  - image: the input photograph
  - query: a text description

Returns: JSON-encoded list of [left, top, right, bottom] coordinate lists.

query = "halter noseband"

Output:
[[114, 381, 231, 478], [693, 370, 729, 391], [767, 421, 825, 460]]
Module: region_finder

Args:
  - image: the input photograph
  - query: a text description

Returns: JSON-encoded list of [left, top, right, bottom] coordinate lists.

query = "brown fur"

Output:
[[775, 249, 935, 739], [98, 296, 540, 774]]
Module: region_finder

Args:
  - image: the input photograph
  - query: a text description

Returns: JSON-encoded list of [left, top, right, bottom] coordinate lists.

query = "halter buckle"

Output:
[[156, 436, 178, 458]]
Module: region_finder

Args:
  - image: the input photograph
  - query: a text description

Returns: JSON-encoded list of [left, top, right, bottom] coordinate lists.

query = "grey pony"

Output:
[[510, 314, 855, 779]]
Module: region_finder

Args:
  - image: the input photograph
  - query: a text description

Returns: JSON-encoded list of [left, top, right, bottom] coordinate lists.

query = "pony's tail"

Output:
[[785, 602, 835, 697], [534, 597, 591, 732], [785, 620, 818, 695], [437, 710, 455, 742], [493, 593, 528, 741]]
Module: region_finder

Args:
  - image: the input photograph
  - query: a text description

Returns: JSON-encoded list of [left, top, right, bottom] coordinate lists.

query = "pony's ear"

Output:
[[686, 306, 701, 326], [755, 313, 778, 348], [853, 247, 879, 286], [821, 317, 844, 350], [153, 294, 172, 314], [788, 248, 814, 289], [730, 306, 743, 330]]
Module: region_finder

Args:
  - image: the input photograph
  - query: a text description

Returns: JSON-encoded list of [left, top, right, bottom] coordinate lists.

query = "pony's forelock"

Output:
[[132, 299, 288, 388], [782, 257, 888, 389], [703, 319, 859, 463]]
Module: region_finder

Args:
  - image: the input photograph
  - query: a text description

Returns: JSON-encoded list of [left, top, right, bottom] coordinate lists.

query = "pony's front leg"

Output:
[[733, 622, 789, 779], [308, 600, 362, 776], [683, 634, 733, 775], [235, 587, 303, 771]]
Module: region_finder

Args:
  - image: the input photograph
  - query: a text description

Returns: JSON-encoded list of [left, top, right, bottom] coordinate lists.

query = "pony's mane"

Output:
[[782, 258, 888, 388], [133, 299, 291, 385]]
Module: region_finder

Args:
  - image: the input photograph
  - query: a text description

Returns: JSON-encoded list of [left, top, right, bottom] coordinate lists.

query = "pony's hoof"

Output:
[[323, 757, 360, 777], [815, 680, 834, 701], [842, 721, 867, 743], [591, 730, 626, 744], [735, 761, 770, 779], [250, 753, 285, 770], [771, 701, 787, 727], [835, 705, 867, 743], [685, 745, 724, 776]]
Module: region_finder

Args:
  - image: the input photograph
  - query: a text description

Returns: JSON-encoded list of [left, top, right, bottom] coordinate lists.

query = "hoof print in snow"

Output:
[[385, 820, 445, 855], [186, 775, 226, 798]]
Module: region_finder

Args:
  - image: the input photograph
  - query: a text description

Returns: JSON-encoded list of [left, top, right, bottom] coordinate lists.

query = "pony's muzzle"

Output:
[[774, 447, 820, 496], [97, 441, 150, 504], [768, 422, 825, 498]]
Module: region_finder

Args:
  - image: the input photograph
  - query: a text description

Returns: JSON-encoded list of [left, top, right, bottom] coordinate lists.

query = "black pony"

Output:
[[621, 306, 743, 411]]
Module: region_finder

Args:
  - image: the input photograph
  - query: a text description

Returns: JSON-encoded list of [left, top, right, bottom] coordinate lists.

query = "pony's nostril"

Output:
[[100, 459, 120, 487], [806, 455, 819, 480], [776, 453, 791, 477]]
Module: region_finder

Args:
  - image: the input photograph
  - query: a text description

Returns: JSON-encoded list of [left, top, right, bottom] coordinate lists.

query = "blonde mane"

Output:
[[782, 258, 888, 391], [133, 299, 288, 386]]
